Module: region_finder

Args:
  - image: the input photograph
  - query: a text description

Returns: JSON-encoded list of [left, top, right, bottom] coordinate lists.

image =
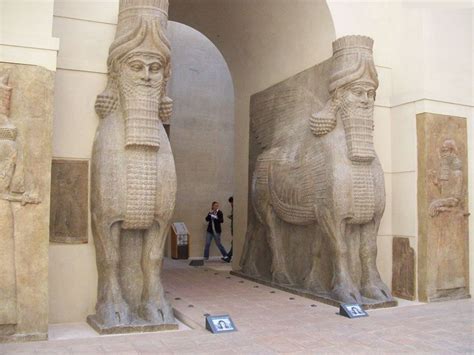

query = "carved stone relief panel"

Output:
[[50, 159, 89, 244], [417, 112, 469, 302], [392, 237, 415, 300], [0, 63, 54, 343]]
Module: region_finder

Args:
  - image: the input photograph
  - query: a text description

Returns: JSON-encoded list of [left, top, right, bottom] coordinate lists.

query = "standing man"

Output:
[[203, 201, 228, 260], [223, 196, 233, 263]]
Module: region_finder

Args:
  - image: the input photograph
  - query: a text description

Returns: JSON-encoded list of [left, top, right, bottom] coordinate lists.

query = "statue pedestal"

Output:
[[86, 315, 178, 335], [231, 271, 398, 310]]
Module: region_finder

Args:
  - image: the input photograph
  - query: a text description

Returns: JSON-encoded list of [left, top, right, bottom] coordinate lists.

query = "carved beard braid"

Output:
[[338, 98, 375, 162], [119, 77, 163, 149]]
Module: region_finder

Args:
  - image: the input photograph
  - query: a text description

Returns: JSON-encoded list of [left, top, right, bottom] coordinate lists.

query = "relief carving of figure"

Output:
[[241, 36, 393, 305], [90, 0, 176, 328], [428, 139, 463, 217], [0, 73, 40, 327], [424, 135, 469, 294]]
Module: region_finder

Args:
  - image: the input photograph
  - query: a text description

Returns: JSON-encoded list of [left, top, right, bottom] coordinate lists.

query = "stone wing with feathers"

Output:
[[250, 86, 327, 225]]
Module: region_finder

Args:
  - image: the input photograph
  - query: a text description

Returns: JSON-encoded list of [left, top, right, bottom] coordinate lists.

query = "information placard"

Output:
[[173, 222, 189, 236], [170, 222, 189, 259], [339, 304, 368, 319], [205, 315, 237, 333]]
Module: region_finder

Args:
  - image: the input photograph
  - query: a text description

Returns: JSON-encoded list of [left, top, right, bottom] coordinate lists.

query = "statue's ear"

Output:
[[95, 80, 118, 119], [159, 96, 173, 123], [309, 97, 337, 136], [164, 64, 171, 80]]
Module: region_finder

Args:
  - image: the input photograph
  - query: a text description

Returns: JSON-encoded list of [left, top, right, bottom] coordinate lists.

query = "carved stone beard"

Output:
[[118, 75, 163, 149], [338, 94, 376, 224], [338, 98, 375, 163], [117, 75, 164, 230], [439, 152, 461, 181]]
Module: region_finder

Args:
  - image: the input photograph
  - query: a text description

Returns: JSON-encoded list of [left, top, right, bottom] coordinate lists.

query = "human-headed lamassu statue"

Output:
[[90, 0, 176, 330], [241, 36, 394, 306]]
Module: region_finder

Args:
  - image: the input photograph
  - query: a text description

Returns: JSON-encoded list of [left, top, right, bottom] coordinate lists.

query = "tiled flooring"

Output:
[[1, 259, 472, 354]]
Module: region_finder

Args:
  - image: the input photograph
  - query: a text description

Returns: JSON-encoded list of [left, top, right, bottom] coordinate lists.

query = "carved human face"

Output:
[[118, 53, 167, 147], [121, 53, 165, 90], [0, 141, 17, 192], [118, 53, 166, 102], [440, 140, 457, 158], [338, 81, 376, 162], [341, 82, 376, 108]]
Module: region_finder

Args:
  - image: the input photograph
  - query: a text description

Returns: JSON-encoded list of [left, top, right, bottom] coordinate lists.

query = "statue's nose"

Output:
[[361, 92, 368, 103], [142, 67, 151, 81]]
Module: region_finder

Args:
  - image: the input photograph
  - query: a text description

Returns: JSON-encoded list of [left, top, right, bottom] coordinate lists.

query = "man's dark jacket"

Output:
[[206, 210, 224, 234]]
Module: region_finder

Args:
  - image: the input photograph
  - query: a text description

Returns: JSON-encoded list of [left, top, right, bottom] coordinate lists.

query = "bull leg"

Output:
[[242, 173, 266, 277], [318, 211, 362, 303], [240, 221, 264, 277], [304, 261, 324, 292], [91, 218, 130, 326], [262, 208, 293, 286], [139, 220, 174, 324], [360, 218, 392, 301], [304, 229, 324, 292]]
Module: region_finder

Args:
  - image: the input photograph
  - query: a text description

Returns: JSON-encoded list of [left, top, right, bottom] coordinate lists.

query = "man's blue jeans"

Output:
[[203, 232, 228, 259]]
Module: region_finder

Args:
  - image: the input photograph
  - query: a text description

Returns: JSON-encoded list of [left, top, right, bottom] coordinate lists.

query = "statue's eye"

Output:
[[129, 62, 143, 71], [149, 63, 162, 72], [352, 88, 363, 96]]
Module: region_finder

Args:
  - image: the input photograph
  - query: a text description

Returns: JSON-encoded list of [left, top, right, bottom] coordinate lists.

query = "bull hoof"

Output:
[[332, 283, 362, 304], [139, 301, 175, 324], [96, 301, 131, 326], [272, 271, 293, 286], [361, 280, 393, 302], [242, 262, 261, 279], [304, 278, 324, 293]]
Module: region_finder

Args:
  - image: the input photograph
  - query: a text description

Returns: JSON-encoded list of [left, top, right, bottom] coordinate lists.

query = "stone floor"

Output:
[[1, 259, 472, 354]]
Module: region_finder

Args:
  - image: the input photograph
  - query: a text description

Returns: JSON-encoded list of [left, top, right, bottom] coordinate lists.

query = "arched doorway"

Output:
[[169, 0, 337, 266], [167, 21, 235, 259]]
